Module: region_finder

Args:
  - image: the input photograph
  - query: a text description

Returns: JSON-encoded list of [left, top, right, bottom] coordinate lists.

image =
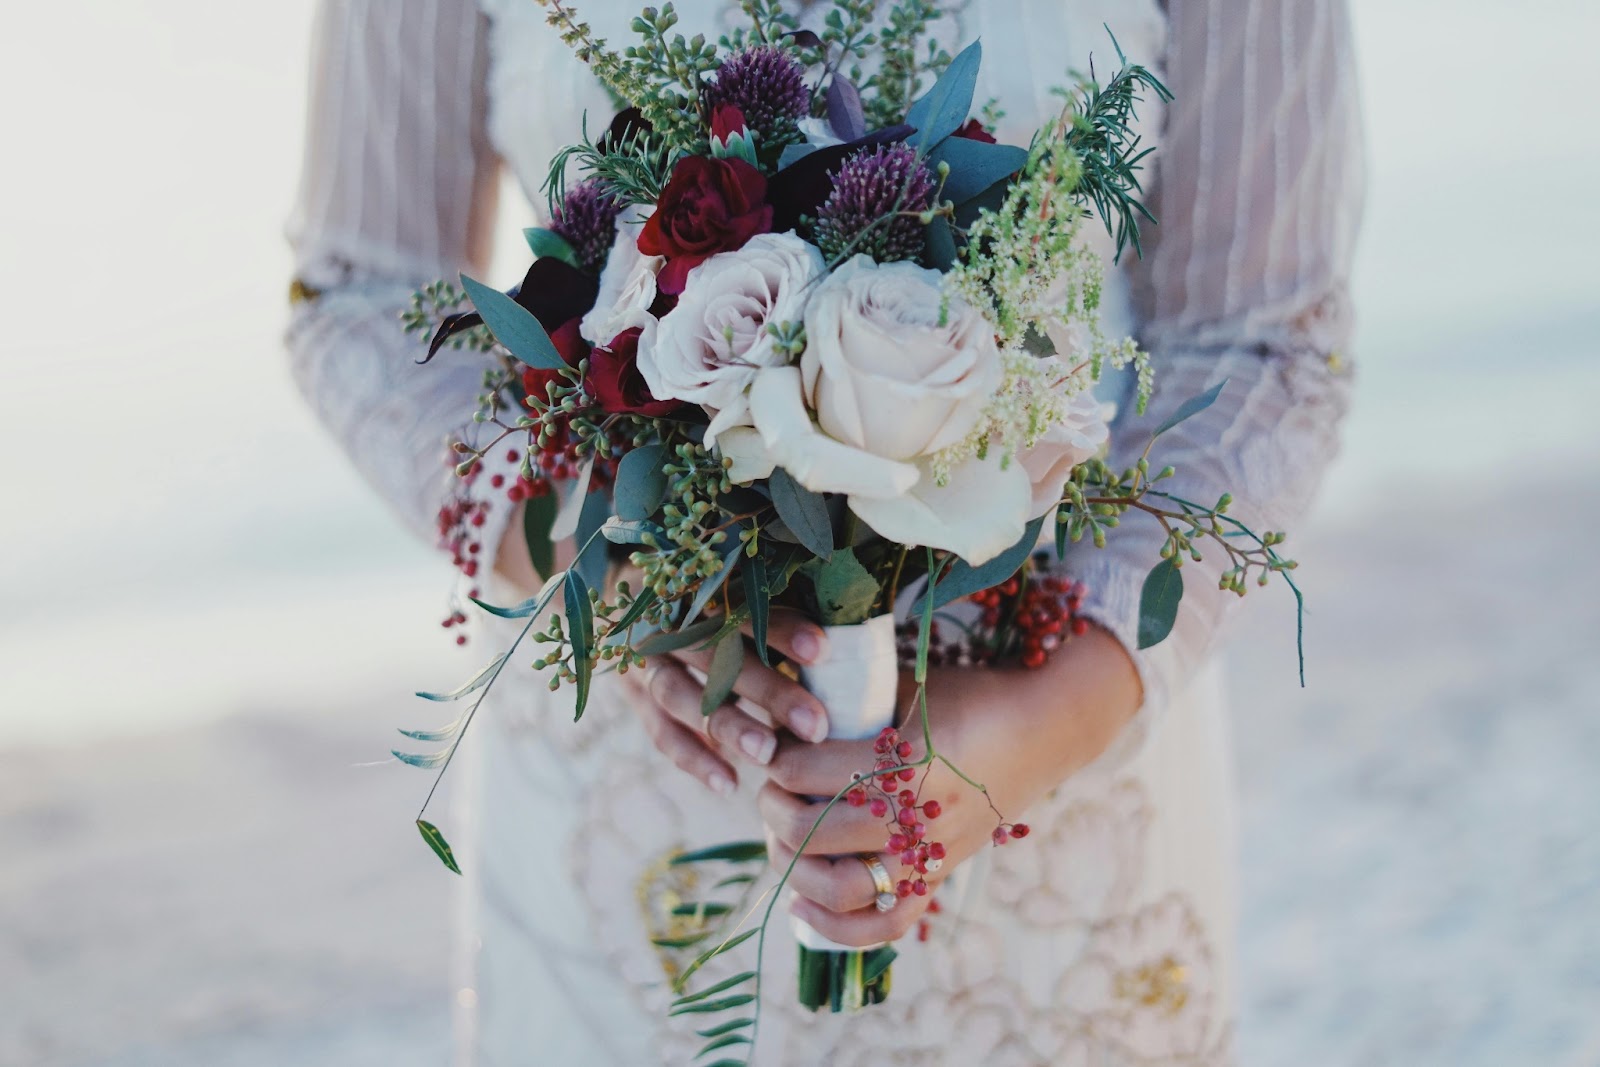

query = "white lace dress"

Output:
[[286, 2, 1363, 1063]]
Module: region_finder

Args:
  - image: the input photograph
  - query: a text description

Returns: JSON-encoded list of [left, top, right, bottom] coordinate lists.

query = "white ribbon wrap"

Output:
[[789, 612, 900, 952]]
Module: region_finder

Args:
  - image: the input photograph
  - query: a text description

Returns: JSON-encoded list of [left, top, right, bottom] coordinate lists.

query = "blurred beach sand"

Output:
[[4, 474, 1597, 1066]]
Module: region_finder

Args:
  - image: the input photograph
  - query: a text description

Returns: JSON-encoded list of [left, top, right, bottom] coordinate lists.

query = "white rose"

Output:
[[579, 204, 662, 346], [641, 233, 825, 442], [733, 256, 1029, 564], [1016, 391, 1112, 519], [801, 255, 1000, 461]]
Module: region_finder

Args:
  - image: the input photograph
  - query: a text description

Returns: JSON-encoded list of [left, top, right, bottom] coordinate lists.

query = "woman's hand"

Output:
[[760, 627, 1142, 946], [619, 608, 835, 796]]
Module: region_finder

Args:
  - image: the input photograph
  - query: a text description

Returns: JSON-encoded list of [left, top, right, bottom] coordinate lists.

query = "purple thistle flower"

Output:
[[550, 179, 622, 275], [812, 143, 938, 264], [704, 46, 809, 147]]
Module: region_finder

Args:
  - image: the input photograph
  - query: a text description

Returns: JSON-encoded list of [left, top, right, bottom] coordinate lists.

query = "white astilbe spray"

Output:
[[936, 116, 1153, 486]]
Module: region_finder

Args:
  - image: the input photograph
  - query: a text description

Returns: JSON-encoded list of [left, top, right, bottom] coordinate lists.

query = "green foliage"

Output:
[[1137, 556, 1183, 648], [701, 628, 746, 715], [809, 547, 879, 626], [522, 490, 559, 581], [416, 819, 461, 875], [459, 274, 567, 371], [768, 468, 833, 560], [401, 280, 495, 353], [545, 113, 676, 211], [905, 39, 980, 153], [1056, 30, 1173, 261]]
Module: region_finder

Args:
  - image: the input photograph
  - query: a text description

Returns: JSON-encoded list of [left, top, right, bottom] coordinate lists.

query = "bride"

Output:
[[286, 1, 1362, 1063]]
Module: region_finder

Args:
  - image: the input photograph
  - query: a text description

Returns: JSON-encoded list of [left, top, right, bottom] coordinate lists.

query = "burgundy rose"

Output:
[[586, 327, 680, 417], [952, 117, 998, 144], [638, 156, 773, 295], [521, 317, 587, 407], [710, 103, 748, 143]]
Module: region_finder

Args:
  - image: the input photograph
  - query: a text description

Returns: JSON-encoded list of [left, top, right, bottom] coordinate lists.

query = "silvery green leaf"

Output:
[[912, 515, 1045, 612], [769, 469, 832, 560], [906, 40, 982, 152], [521, 227, 581, 271], [459, 274, 565, 370], [928, 136, 1028, 203], [1137, 557, 1184, 649], [1152, 379, 1228, 438], [613, 444, 668, 521]]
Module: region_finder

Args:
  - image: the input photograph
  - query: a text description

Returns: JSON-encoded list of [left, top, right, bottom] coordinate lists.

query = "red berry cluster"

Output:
[[991, 821, 1030, 846], [969, 567, 1090, 670], [896, 561, 1091, 671], [844, 727, 947, 899]]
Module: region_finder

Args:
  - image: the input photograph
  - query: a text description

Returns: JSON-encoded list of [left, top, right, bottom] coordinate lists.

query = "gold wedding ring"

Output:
[[859, 854, 897, 913]]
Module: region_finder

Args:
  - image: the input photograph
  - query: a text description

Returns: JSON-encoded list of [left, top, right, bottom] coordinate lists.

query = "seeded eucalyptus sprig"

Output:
[[859, 1, 952, 128], [401, 280, 496, 353]]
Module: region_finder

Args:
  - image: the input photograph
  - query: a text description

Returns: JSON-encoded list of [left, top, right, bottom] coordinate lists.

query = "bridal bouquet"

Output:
[[400, 0, 1301, 1055]]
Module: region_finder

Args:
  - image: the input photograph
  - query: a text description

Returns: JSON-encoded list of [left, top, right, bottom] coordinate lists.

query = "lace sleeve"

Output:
[[284, 0, 508, 550], [1064, 0, 1365, 759]]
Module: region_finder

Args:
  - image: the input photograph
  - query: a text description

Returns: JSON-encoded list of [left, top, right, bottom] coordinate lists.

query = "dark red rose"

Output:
[[521, 317, 587, 407], [586, 327, 680, 417], [952, 118, 998, 144], [638, 155, 773, 294]]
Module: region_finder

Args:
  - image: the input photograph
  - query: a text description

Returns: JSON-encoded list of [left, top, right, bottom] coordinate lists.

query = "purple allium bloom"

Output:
[[812, 143, 937, 263], [550, 178, 622, 275], [704, 46, 809, 145]]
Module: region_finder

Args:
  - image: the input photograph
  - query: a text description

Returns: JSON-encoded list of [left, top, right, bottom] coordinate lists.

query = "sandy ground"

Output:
[[3, 480, 1598, 1067]]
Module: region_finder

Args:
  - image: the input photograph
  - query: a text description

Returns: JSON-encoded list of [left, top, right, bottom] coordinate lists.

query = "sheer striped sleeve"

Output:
[[1065, 0, 1366, 762], [284, 0, 504, 545]]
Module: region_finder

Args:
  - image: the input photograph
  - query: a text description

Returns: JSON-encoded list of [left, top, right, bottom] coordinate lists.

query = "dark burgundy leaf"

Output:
[[512, 257, 599, 335], [767, 124, 914, 233], [421, 310, 483, 364], [825, 77, 867, 142], [785, 29, 823, 49], [598, 106, 651, 150]]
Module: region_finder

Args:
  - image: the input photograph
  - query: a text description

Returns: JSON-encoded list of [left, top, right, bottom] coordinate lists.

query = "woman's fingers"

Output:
[[789, 888, 932, 948], [644, 659, 777, 766], [757, 780, 888, 855], [758, 608, 828, 669], [672, 639, 831, 743], [632, 695, 737, 796], [765, 734, 890, 797], [766, 841, 897, 915]]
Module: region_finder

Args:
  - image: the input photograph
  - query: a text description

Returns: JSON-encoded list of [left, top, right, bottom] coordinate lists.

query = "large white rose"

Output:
[[580, 204, 662, 346], [1016, 390, 1112, 519], [641, 232, 825, 442], [730, 257, 1030, 564], [801, 255, 1000, 460]]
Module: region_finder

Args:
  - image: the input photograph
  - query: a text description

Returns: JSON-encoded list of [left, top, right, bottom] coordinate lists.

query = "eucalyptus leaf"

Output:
[[683, 539, 743, 626], [613, 444, 668, 521], [415, 651, 509, 702], [564, 569, 595, 719], [769, 468, 833, 560], [601, 517, 666, 545], [741, 554, 770, 666], [670, 840, 768, 865], [924, 215, 957, 270], [812, 547, 879, 626], [573, 487, 612, 592], [635, 617, 724, 658], [906, 40, 982, 152], [862, 945, 898, 984], [701, 630, 745, 717], [609, 588, 660, 635], [681, 928, 759, 986], [416, 819, 462, 875], [521, 227, 581, 271], [928, 137, 1028, 203], [912, 515, 1045, 612], [651, 931, 714, 949], [1137, 556, 1184, 649], [522, 489, 558, 580], [1152, 379, 1228, 438], [778, 142, 821, 168], [459, 274, 566, 370]]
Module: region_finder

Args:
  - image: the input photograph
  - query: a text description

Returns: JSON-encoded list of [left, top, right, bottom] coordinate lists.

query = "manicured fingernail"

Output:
[[708, 772, 735, 797], [791, 629, 826, 663], [790, 706, 828, 743], [740, 730, 775, 765]]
